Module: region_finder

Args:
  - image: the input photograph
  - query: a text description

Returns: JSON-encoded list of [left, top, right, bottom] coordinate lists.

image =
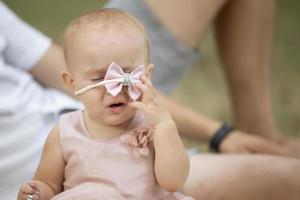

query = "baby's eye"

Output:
[[90, 77, 104, 82]]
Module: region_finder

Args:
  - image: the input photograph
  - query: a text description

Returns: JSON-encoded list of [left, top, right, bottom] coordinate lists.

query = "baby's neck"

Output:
[[83, 111, 134, 139]]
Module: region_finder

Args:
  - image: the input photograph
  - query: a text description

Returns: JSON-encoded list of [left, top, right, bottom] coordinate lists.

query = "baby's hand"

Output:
[[18, 181, 41, 200], [129, 76, 173, 129]]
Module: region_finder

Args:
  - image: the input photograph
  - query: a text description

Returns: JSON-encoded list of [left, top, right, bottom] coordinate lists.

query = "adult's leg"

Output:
[[145, 0, 227, 48], [183, 154, 300, 200], [145, 0, 286, 139], [145, 0, 280, 138], [215, 0, 280, 139]]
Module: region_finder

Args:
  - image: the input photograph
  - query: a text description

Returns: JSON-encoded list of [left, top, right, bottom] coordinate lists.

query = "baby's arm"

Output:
[[130, 76, 190, 192], [152, 119, 190, 192], [17, 124, 65, 200]]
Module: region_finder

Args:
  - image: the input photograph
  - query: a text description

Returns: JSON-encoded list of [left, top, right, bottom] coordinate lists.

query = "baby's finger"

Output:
[[135, 82, 148, 91], [28, 182, 40, 193], [135, 83, 153, 102], [141, 76, 155, 94], [21, 193, 32, 200], [32, 193, 41, 200], [140, 75, 152, 86], [20, 183, 36, 195]]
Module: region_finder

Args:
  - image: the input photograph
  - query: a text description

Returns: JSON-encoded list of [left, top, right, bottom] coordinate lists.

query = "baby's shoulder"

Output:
[[59, 109, 82, 122], [44, 123, 61, 150]]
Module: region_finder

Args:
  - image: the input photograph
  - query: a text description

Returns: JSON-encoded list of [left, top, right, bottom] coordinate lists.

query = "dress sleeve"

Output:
[[0, 2, 51, 71]]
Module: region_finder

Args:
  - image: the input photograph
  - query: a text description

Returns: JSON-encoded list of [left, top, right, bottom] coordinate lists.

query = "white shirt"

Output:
[[0, 2, 81, 199]]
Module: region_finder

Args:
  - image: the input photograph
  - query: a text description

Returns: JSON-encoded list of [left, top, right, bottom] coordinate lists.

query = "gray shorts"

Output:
[[105, 0, 199, 94]]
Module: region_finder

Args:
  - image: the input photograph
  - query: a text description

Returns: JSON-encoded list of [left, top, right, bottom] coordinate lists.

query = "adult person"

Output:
[[1, 1, 299, 199], [104, 0, 300, 157], [0, 2, 81, 199]]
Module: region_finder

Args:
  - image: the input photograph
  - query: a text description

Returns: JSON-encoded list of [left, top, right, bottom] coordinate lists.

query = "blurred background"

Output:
[[3, 0, 299, 147]]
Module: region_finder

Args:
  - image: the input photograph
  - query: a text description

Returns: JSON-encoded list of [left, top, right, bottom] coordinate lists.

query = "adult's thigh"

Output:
[[183, 154, 300, 200]]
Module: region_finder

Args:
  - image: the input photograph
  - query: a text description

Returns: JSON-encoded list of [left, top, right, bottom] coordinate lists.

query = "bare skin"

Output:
[[184, 154, 300, 200], [215, 0, 278, 139], [30, 43, 71, 95]]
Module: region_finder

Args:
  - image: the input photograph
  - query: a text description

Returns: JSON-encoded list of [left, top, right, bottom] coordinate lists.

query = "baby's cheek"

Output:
[[93, 86, 107, 95], [88, 87, 107, 101], [82, 90, 105, 108]]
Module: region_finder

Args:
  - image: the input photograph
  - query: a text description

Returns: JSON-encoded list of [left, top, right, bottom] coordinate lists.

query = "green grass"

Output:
[[4, 0, 300, 143], [3, 0, 106, 41]]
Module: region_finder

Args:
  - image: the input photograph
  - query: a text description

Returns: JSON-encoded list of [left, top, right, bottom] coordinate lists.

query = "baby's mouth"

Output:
[[106, 101, 127, 113], [109, 102, 125, 108]]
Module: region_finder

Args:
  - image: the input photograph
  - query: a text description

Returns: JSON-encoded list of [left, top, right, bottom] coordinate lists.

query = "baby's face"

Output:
[[66, 25, 148, 126]]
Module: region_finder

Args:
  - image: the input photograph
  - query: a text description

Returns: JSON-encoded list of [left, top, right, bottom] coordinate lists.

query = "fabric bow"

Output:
[[75, 63, 145, 100]]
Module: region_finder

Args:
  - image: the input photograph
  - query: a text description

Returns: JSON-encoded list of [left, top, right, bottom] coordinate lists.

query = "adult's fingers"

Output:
[[250, 139, 291, 157]]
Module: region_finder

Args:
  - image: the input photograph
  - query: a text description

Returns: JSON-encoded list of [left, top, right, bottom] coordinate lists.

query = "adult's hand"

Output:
[[277, 136, 300, 159], [219, 130, 292, 157]]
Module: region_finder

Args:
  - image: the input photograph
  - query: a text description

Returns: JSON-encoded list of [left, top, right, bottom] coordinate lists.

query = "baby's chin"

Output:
[[104, 110, 136, 126]]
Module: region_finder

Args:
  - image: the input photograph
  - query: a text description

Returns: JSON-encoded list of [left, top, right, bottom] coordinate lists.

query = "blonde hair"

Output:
[[63, 8, 150, 67]]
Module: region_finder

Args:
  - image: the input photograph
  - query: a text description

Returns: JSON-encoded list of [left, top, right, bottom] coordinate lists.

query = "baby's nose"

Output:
[[122, 86, 129, 95]]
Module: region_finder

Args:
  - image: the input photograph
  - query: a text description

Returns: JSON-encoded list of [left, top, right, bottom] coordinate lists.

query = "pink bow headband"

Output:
[[74, 63, 145, 100]]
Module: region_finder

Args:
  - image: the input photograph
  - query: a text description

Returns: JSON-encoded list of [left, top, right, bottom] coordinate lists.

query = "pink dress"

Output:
[[52, 110, 193, 200]]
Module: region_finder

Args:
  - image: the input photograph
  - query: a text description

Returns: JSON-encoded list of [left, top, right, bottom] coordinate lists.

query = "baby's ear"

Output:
[[62, 70, 76, 93], [145, 63, 154, 79]]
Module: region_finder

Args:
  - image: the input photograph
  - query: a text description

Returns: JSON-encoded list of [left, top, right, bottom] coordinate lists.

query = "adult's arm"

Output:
[[29, 43, 71, 95], [0, 2, 71, 95], [158, 92, 291, 156]]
